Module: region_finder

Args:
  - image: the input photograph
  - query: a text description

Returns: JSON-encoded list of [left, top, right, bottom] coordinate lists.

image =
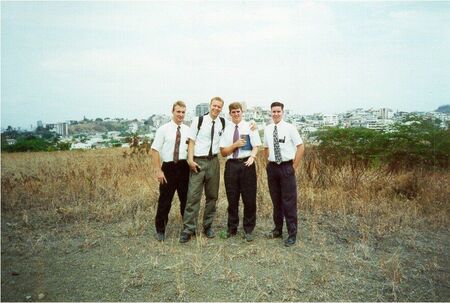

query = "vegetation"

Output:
[[1, 135, 71, 152], [315, 115, 450, 170]]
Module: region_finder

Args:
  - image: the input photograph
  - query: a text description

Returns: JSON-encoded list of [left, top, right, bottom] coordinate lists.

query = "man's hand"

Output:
[[233, 139, 246, 149], [155, 169, 167, 184], [188, 160, 201, 173], [244, 156, 255, 167], [249, 120, 258, 131]]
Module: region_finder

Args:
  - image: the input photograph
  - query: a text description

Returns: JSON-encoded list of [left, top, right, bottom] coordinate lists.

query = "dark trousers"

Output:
[[155, 160, 190, 233], [266, 161, 298, 237], [224, 158, 257, 234]]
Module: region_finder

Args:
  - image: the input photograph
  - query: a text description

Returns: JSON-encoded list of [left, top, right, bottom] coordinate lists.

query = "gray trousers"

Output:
[[182, 156, 220, 234]]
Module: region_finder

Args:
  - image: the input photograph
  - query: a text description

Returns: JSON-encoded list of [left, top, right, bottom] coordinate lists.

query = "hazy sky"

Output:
[[2, 1, 450, 129]]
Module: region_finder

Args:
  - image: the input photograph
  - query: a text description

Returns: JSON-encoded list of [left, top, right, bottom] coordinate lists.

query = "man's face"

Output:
[[229, 108, 242, 124], [209, 100, 223, 118], [172, 105, 186, 125], [271, 106, 283, 124]]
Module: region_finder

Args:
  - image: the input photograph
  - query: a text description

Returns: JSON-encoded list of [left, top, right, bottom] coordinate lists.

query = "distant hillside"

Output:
[[69, 121, 128, 134], [436, 105, 450, 113]]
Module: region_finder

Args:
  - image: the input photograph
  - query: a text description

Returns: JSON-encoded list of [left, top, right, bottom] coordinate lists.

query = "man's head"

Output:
[[228, 102, 243, 124], [270, 101, 284, 124], [172, 100, 186, 125], [209, 97, 224, 119]]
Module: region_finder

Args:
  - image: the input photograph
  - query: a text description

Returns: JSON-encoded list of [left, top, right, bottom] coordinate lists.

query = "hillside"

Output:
[[436, 104, 450, 113]]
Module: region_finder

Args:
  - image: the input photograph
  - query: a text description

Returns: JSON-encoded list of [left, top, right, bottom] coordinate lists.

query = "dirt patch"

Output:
[[2, 208, 449, 301]]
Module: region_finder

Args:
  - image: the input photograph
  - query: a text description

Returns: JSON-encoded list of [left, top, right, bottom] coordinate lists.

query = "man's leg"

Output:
[[267, 162, 283, 232], [182, 166, 205, 234], [176, 160, 190, 218], [281, 164, 298, 238], [203, 157, 220, 230], [241, 162, 257, 234], [155, 162, 177, 234], [224, 160, 240, 233]]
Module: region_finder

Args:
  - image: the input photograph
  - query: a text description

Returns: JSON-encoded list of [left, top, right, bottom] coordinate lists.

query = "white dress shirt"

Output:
[[188, 115, 228, 157], [151, 120, 190, 162], [264, 120, 303, 162], [220, 120, 262, 159]]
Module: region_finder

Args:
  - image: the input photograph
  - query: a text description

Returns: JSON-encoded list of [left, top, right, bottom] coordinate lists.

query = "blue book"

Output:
[[240, 134, 252, 151]]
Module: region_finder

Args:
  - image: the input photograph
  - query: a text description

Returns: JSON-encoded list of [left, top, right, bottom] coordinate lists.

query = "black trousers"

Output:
[[155, 160, 190, 233], [224, 158, 257, 234], [266, 161, 298, 237]]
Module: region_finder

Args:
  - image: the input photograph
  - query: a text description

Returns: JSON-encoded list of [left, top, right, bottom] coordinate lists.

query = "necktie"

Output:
[[232, 125, 239, 158], [208, 120, 215, 157], [173, 125, 181, 162], [273, 125, 282, 164]]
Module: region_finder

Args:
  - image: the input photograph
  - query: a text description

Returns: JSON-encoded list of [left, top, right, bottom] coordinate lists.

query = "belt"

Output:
[[163, 160, 187, 164], [194, 154, 218, 160], [269, 160, 293, 165], [228, 156, 250, 162]]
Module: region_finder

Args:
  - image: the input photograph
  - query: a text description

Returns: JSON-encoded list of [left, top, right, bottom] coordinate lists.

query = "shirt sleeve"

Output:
[[219, 129, 227, 148], [188, 117, 199, 140], [249, 129, 261, 147], [151, 126, 164, 152]]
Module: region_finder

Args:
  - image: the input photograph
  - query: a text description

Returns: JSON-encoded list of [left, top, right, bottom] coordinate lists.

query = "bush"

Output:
[[315, 115, 449, 170]]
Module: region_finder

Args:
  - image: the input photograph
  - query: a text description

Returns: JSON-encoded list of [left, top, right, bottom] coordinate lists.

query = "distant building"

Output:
[[37, 120, 43, 128], [195, 103, 209, 116], [55, 122, 69, 137]]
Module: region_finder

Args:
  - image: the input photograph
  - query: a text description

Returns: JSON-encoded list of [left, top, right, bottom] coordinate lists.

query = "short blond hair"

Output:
[[172, 100, 186, 112], [210, 97, 224, 105]]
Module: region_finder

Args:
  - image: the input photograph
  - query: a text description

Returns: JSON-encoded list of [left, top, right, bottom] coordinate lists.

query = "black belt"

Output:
[[163, 160, 187, 164], [194, 154, 218, 160], [269, 160, 293, 165], [228, 156, 250, 162]]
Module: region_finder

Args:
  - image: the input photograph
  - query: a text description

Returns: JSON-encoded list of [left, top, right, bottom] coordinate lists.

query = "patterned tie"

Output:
[[232, 125, 239, 158], [273, 125, 282, 164], [173, 125, 181, 162], [208, 120, 215, 157]]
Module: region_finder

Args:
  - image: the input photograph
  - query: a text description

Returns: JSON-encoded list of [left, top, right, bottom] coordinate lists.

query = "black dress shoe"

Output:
[[225, 229, 237, 239], [156, 232, 165, 242], [266, 229, 282, 239], [244, 233, 254, 242], [284, 236, 296, 247], [179, 232, 191, 243], [203, 228, 215, 238]]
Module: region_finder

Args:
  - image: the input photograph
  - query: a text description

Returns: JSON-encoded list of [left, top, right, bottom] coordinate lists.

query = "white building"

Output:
[[55, 122, 69, 137]]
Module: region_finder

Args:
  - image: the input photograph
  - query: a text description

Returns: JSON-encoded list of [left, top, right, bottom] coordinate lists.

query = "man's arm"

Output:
[[292, 144, 305, 170], [187, 139, 200, 173], [220, 139, 246, 157], [151, 148, 167, 184], [244, 145, 259, 166]]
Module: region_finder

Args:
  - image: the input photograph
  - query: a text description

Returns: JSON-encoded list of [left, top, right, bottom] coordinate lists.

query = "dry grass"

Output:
[[1, 147, 449, 301], [1, 147, 449, 236]]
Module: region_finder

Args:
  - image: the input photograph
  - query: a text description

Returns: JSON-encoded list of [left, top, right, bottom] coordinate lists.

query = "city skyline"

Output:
[[2, 1, 450, 129]]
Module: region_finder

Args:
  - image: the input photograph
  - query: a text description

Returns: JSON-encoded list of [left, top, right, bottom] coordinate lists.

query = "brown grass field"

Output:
[[1, 147, 449, 301]]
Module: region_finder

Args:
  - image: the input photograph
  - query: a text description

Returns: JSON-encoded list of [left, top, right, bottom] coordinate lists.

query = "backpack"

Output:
[[197, 113, 225, 135]]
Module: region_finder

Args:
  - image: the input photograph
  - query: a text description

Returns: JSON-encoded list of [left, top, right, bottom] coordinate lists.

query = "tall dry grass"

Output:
[[1, 147, 449, 235]]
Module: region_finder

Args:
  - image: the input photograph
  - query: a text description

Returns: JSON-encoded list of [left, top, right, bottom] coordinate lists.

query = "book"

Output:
[[240, 134, 252, 151]]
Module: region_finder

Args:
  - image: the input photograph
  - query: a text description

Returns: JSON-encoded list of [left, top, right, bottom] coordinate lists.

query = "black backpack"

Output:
[[197, 113, 225, 135]]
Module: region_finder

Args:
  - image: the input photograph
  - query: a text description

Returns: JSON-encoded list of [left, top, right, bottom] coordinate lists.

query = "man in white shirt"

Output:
[[151, 101, 190, 241], [220, 102, 261, 241], [264, 101, 305, 247], [180, 97, 226, 243]]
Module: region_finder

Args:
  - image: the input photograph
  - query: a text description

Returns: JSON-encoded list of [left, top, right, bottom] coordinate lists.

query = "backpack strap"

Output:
[[196, 113, 225, 135]]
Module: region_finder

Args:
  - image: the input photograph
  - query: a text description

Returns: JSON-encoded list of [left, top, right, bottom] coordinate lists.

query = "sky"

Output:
[[2, 1, 450, 129]]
